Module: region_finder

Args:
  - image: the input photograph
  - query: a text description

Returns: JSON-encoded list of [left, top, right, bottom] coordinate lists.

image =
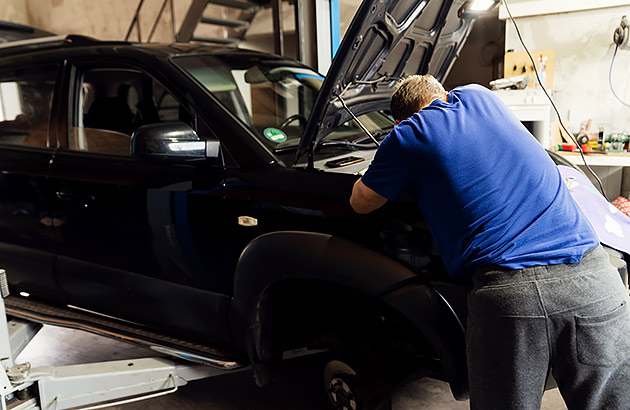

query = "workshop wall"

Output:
[[3, 0, 194, 42], [0, 0, 29, 25], [445, 9, 505, 90], [0, 0, 29, 24], [504, 6, 630, 135]]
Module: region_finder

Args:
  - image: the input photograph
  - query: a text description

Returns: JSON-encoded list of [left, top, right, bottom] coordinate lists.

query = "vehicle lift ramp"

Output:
[[0, 270, 239, 410]]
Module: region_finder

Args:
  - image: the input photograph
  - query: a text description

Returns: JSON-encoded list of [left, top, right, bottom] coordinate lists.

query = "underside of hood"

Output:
[[296, 0, 481, 163]]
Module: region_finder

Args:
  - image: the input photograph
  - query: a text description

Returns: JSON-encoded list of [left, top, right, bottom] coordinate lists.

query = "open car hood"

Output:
[[296, 0, 482, 162]]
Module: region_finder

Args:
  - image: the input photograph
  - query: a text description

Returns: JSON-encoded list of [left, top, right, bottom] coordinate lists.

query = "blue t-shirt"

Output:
[[361, 84, 599, 277]]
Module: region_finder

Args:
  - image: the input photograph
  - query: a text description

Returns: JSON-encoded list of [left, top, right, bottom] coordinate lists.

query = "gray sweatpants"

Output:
[[466, 245, 630, 410]]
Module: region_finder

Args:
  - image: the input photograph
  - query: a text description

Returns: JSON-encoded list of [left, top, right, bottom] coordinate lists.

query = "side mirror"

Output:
[[131, 122, 220, 161]]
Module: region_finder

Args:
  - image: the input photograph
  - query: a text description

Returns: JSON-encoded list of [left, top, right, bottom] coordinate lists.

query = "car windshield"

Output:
[[174, 53, 394, 153]]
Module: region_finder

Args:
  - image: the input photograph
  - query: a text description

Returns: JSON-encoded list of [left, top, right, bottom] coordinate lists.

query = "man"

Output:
[[349, 74, 630, 410]]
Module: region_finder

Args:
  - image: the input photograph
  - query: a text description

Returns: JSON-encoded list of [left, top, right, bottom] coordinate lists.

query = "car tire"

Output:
[[324, 359, 392, 410]]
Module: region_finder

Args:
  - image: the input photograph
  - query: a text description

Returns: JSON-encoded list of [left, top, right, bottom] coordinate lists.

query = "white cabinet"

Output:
[[493, 89, 552, 148]]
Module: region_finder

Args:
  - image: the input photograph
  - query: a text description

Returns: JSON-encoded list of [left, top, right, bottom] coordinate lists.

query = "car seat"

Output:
[[84, 96, 134, 135]]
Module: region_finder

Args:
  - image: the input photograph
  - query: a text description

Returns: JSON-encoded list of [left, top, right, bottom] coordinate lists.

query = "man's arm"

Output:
[[350, 178, 388, 214]]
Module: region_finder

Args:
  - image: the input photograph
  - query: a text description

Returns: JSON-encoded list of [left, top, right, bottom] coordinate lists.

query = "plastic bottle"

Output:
[[536, 54, 547, 89]]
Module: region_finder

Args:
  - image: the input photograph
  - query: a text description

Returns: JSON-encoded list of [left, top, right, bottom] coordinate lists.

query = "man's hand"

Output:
[[350, 179, 387, 214]]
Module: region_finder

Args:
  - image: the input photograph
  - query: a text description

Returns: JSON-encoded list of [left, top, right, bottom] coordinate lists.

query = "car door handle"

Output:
[[55, 191, 79, 200], [55, 191, 95, 202]]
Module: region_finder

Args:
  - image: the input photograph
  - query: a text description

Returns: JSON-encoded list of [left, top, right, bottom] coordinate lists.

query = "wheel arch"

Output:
[[229, 231, 416, 344], [228, 231, 468, 400]]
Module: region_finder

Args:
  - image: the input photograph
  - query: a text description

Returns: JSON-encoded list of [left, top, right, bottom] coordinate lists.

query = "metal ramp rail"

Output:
[[0, 269, 247, 410]]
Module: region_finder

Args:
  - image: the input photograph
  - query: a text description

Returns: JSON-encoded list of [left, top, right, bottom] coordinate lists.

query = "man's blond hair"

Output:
[[390, 74, 446, 122]]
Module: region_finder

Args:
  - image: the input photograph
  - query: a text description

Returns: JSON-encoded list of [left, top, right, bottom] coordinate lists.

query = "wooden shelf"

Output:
[[555, 151, 630, 167]]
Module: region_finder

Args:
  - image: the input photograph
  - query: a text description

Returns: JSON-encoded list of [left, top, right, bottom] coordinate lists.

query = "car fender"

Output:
[[230, 231, 416, 343], [229, 231, 468, 397], [380, 282, 470, 400], [233, 230, 416, 301]]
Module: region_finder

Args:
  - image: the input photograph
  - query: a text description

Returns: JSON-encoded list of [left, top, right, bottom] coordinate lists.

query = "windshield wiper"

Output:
[[314, 140, 379, 152], [352, 129, 392, 144]]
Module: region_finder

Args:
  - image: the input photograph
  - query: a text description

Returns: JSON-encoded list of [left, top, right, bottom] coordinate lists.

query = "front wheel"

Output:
[[324, 359, 392, 410]]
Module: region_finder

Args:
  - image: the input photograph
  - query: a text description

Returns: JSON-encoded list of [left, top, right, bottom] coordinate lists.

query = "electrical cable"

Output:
[[609, 43, 630, 108], [501, 0, 609, 200]]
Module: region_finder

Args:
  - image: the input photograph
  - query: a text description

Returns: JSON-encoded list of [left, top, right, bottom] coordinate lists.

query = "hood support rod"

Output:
[[334, 93, 380, 147]]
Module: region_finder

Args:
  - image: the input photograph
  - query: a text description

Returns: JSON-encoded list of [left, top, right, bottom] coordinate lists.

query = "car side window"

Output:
[[70, 68, 191, 155], [0, 66, 57, 147]]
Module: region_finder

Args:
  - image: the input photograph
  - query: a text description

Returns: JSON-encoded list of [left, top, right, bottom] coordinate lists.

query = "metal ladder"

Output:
[[126, 0, 260, 46], [177, 0, 260, 46]]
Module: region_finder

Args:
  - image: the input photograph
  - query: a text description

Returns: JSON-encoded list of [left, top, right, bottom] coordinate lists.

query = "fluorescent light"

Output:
[[458, 0, 498, 18], [468, 0, 496, 11], [469, 0, 496, 11]]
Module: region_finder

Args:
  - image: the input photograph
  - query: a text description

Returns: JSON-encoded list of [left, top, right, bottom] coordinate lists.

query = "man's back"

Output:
[[361, 84, 598, 276]]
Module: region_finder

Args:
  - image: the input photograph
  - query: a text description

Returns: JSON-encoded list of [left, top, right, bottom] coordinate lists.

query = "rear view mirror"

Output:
[[244, 66, 266, 84], [131, 122, 220, 161]]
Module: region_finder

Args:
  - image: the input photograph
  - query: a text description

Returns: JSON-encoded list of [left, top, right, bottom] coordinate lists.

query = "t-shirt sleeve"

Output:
[[360, 133, 409, 201]]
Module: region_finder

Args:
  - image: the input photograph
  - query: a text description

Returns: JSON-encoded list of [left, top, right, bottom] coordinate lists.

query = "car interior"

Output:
[[71, 68, 190, 155]]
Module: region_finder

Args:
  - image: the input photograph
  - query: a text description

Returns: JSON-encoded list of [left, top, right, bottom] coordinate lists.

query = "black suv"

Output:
[[0, 1, 625, 409]]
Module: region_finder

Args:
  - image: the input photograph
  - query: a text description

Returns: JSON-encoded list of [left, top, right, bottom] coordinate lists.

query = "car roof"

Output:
[[0, 33, 271, 60], [0, 21, 55, 43]]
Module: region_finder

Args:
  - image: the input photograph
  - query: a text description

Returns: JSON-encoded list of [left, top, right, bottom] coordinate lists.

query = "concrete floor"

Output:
[[15, 325, 569, 409]]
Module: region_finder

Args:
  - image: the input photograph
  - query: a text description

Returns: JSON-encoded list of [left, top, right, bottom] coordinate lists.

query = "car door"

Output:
[[0, 62, 61, 300], [47, 58, 233, 344]]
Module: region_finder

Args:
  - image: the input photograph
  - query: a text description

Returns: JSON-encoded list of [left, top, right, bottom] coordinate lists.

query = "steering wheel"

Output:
[[279, 114, 307, 129]]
